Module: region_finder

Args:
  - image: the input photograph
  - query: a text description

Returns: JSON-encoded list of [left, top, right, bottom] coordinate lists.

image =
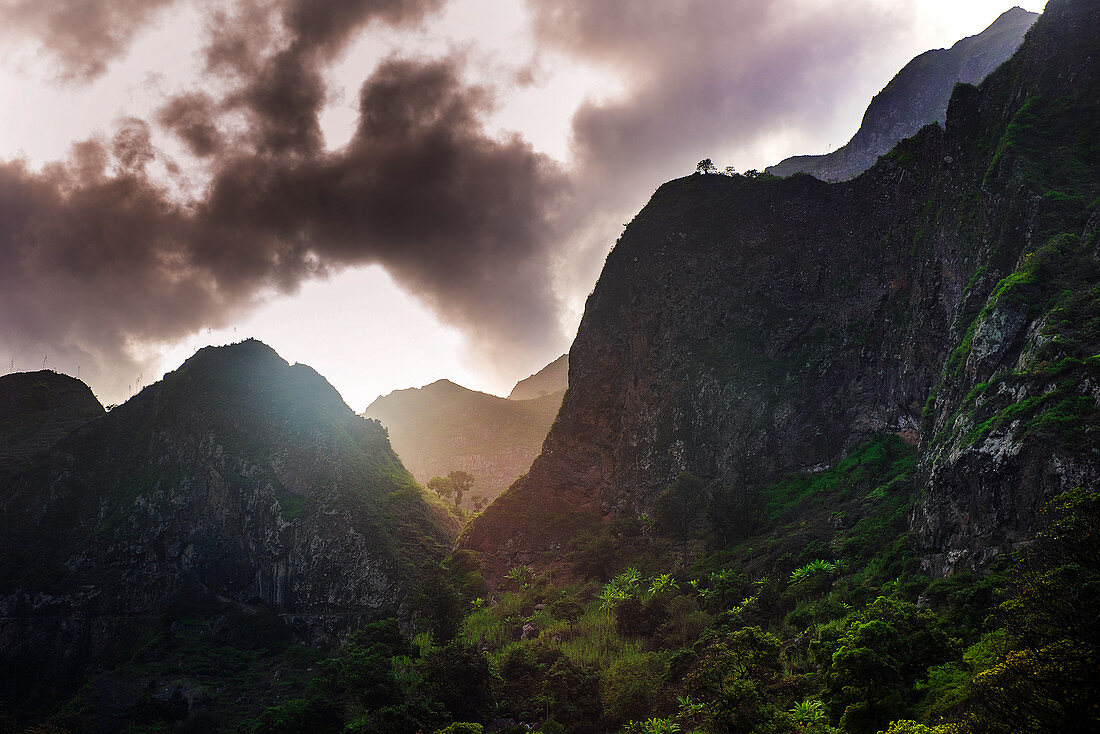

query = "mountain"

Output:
[[766, 7, 1037, 182], [508, 354, 568, 400], [0, 340, 456, 718], [462, 0, 1100, 582], [365, 377, 563, 507], [0, 370, 104, 477]]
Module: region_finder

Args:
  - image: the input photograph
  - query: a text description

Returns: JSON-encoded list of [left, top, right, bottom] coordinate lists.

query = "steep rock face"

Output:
[[767, 7, 1036, 182], [462, 0, 1099, 581], [0, 340, 456, 697], [365, 378, 562, 506], [508, 354, 568, 400], [0, 370, 104, 477]]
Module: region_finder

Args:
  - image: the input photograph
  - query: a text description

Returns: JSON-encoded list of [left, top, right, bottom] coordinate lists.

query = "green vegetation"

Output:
[[936, 232, 1100, 452], [215, 466, 1095, 734], [27, 434, 1078, 734]]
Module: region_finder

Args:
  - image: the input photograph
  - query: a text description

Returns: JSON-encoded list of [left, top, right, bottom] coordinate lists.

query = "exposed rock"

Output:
[[462, 0, 1099, 583]]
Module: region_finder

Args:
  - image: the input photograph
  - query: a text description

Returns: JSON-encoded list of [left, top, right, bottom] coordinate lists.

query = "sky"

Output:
[[0, 0, 1046, 410]]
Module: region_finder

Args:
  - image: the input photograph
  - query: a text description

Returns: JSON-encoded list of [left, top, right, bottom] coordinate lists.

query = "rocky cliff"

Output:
[[767, 7, 1036, 182], [462, 0, 1099, 581], [0, 370, 104, 477], [0, 340, 456, 705], [365, 377, 562, 506]]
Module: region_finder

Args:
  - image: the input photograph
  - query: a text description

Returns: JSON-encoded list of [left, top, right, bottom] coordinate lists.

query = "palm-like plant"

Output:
[[790, 698, 827, 724]]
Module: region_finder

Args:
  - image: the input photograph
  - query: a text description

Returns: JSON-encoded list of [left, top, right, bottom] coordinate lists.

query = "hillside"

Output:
[[365, 378, 563, 507], [766, 6, 1036, 181], [0, 340, 457, 726], [0, 370, 104, 477], [508, 354, 568, 400], [462, 0, 1099, 582]]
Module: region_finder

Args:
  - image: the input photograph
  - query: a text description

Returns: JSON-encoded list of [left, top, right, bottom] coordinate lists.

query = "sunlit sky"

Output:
[[0, 0, 1045, 410]]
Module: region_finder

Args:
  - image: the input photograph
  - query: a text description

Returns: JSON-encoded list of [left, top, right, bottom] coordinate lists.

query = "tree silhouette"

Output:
[[696, 158, 717, 175]]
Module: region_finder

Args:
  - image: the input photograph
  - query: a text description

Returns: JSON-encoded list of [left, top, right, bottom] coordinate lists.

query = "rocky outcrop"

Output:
[[365, 378, 562, 506], [767, 7, 1036, 182], [0, 370, 104, 477], [0, 340, 456, 700], [462, 0, 1099, 581]]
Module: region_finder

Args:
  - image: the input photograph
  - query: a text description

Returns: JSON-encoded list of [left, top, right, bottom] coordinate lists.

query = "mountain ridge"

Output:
[[508, 354, 568, 400], [766, 6, 1037, 181], [0, 339, 457, 711], [461, 0, 1100, 583], [365, 373, 563, 506]]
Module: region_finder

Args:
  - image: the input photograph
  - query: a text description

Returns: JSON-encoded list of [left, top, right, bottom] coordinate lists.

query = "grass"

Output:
[[762, 436, 916, 523]]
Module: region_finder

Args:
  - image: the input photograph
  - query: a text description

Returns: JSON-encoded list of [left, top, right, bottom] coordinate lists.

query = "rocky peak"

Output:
[[365, 368, 564, 507], [766, 6, 1037, 181]]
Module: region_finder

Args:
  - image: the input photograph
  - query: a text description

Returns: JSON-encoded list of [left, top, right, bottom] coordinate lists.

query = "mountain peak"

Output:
[[766, 6, 1036, 181], [0, 370, 104, 475]]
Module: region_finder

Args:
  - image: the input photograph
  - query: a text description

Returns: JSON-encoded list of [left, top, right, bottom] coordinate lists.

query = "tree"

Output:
[[413, 565, 465, 640], [696, 158, 717, 174], [683, 626, 788, 732], [426, 471, 475, 507], [421, 641, 493, 724], [965, 488, 1100, 734], [427, 476, 453, 503], [707, 485, 762, 547], [654, 472, 706, 555], [447, 470, 474, 507], [814, 598, 952, 734]]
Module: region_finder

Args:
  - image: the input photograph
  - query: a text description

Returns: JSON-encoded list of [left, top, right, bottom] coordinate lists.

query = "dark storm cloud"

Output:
[[0, 0, 181, 81], [157, 93, 225, 157], [0, 50, 567, 394], [0, 138, 231, 397], [0, 0, 918, 397], [0, 0, 570, 393], [189, 57, 570, 360], [197, 0, 447, 155]]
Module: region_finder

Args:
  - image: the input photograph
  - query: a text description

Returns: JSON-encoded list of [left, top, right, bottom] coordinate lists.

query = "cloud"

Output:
[[0, 0, 181, 81], [0, 142, 229, 398], [0, 53, 568, 397], [194, 55, 571, 364], [0, 0, 927, 399], [531, 0, 905, 178]]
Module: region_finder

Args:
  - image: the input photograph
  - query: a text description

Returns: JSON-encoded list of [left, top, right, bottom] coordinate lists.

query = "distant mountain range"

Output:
[[766, 6, 1036, 181], [364, 355, 567, 507]]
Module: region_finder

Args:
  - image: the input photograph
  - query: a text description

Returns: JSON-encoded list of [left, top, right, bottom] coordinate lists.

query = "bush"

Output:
[[601, 652, 669, 724], [433, 724, 483, 734]]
